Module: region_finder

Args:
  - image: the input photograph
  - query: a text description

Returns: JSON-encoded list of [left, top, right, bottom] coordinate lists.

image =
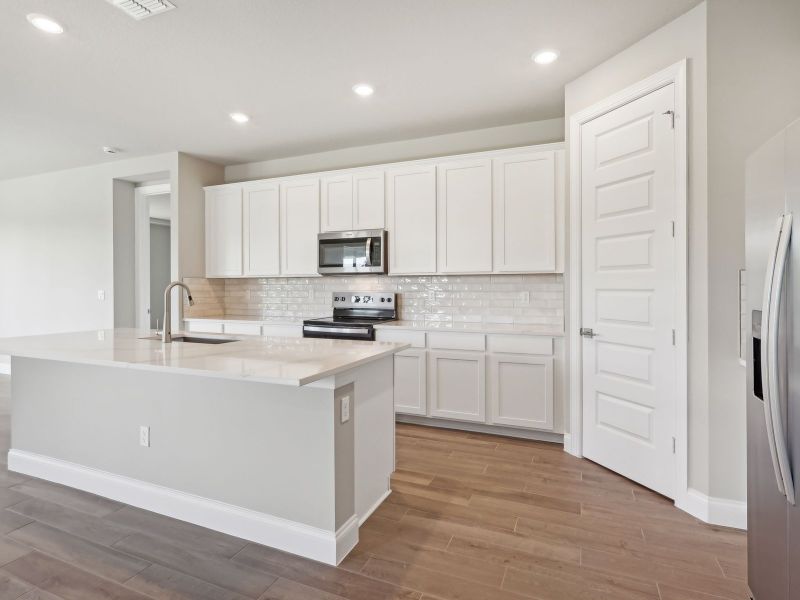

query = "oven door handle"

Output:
[[365, 237, 372, 267], [304, 325, 371, 336]]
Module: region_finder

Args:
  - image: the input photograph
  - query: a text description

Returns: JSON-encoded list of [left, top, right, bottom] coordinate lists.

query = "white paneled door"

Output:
[[580, 84, 677, 498]]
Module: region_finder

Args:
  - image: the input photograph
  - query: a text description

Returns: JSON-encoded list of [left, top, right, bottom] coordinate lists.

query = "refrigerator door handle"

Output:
[[767, 213, 795, 505], [761, 215, 787, 497]]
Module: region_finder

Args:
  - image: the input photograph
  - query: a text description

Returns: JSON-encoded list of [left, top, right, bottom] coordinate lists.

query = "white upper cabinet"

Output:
[[205, 186, 243, 277], [280, 177, 320, 276], [492, 151, 557, 272], [243, 182, 280, 277], [320, 174, 353, 232], [437, 159, 492, 273], [353, 171, 385, 230], [205, 144, 564, 279], [320, 171, 385, 232], [387, 165, 437, 274]]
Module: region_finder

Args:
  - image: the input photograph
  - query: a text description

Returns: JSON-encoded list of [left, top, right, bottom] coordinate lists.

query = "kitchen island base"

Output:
[[8, 354, 395, 565]]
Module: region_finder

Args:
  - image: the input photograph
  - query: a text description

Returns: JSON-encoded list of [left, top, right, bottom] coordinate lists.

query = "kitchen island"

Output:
[[0, 329, 408, 565]]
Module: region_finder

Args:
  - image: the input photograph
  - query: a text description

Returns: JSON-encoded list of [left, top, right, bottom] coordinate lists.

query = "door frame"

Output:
[[134, 183, 171, 329], [566, 60, 689, 504]]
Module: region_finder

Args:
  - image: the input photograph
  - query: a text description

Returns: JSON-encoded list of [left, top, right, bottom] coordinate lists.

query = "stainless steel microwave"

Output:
[[317, 229, 387, 274]]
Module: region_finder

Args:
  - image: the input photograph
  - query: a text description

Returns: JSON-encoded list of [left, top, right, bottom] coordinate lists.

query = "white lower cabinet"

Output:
[[488, 354, 553, 430], [394, 349, 427, 416], [428, 350, 486, 422], [385, 330, 558, 433]]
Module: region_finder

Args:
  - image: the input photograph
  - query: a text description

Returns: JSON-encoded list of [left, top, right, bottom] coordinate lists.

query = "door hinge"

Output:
[[672, 437, 676, 453], [663, 110, 675, 129], [672, 329, 676, 345]]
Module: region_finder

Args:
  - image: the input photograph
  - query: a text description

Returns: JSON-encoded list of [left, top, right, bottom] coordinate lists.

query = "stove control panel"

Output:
[[333, 292, 395, 307]]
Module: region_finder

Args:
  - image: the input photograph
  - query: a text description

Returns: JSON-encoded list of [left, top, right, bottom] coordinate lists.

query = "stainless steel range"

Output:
[[302, 292, 397, 340]]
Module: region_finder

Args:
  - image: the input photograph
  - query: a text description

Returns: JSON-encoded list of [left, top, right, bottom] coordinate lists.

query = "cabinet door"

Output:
[[243, 183, 280, 276], [386, 165, 437, 274], [353, 170, 385, 230], [437, 159, 492, 273], [428, 350, 486, 422], [489, 354, 553, 430], [280, 178, 320, 276], [205, 186, 242, 277], [493, 151, 556, 272], [394, 349, 427, 416], [320, 174, 353, 232]]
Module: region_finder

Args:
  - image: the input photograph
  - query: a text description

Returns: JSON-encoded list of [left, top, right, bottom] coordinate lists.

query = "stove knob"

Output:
[[380, 298, 385, 302], [387, 297, 392, 303]]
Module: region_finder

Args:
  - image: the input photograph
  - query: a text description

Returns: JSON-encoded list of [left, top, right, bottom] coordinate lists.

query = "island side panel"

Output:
[[10, 356, 340, 531], [335, 355, 395, 522]]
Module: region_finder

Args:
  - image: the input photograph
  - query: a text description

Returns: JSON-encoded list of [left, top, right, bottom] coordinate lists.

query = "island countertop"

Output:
[[0, 328, 408, 386]]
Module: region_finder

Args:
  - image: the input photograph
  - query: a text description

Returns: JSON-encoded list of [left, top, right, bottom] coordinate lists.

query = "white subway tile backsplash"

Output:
[[184, 274, 564, 329]]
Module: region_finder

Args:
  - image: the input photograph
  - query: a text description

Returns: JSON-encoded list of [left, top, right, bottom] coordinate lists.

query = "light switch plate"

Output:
[[97, 290, 106, 301]]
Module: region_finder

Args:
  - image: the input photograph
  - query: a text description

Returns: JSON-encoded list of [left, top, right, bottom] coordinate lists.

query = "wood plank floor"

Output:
[[0, 375, 748, 599]]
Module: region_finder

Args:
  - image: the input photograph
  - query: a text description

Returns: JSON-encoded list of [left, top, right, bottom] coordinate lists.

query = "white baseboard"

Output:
[[359, 489, 391, 526], [396, 415, 564, 444], [8, 449, 358, 565], [676, 487, 747, 530]]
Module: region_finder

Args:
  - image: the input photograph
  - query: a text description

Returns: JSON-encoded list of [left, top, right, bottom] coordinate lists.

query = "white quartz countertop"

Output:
[[373, 320, 564, 336], [0, 329, 408, 387]]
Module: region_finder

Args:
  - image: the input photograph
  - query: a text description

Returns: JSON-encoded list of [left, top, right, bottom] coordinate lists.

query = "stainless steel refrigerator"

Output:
[[745, 117, 800, 600]]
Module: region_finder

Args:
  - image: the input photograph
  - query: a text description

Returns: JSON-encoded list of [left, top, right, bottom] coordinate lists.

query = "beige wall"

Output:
[[564, 3, 712, 495], [706, 0, 800, 500], [565, 0, 800, 504], [225, 118, 564, 182], [0, 152, 223, 338]]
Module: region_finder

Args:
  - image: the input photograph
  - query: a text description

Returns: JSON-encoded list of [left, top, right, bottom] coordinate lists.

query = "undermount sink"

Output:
[[140, 335, 237, 345]]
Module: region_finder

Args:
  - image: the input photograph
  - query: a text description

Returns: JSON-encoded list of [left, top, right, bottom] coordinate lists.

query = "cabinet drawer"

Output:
[[262, 324, 302, 338], [376, 329, 426, 348], [185, 321, 224, 334], [223, 323, 262, 336], [427, 332, 485, 352], [487, 335, 553, 355]]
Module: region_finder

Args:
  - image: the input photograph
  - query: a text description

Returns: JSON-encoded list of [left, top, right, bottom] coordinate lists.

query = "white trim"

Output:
[[396, 415, 564, 444], [134, 183, 171, 330], [8, 449, 358, 566], [568, 61, 690, 504], [677, 488, 747, 530], [358, 489, 391, 526]]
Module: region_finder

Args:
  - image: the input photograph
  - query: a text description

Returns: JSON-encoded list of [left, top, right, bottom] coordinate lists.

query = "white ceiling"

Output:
[[1, 0, 699, 180]]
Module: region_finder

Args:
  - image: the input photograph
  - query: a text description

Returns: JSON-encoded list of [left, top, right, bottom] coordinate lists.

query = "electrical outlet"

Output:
[[139, 425, 150, 447], [97, 289, 105, 301], [341, 395, 350, 424]]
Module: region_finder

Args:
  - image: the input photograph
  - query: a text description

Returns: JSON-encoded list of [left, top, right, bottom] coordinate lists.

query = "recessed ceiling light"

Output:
[[352, 83, 375, 97], [532, 50, 559, 65], [229, 112, 250, 124], [26, 13, 64, 34]]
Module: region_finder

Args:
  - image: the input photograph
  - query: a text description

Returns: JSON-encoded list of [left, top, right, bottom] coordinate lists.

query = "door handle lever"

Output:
[[580, 328, 598, 338]]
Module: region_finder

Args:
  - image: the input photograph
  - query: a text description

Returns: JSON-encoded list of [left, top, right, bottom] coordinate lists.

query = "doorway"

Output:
[[134, 183, 172, 330], [568, 61, 688, 501]]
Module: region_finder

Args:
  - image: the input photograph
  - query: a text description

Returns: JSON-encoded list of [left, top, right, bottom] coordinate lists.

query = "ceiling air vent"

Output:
[[106, 0, 176, 20]]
